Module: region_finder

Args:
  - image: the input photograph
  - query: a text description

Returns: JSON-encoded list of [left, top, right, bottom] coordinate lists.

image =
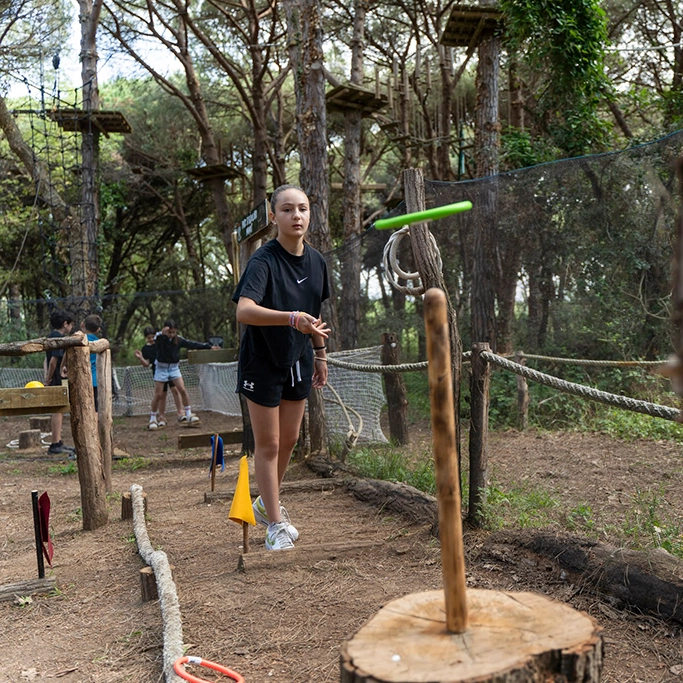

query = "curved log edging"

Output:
[[306, 456, 683, 625]]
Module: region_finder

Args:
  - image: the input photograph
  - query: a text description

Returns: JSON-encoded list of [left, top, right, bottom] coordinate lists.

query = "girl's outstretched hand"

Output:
[[299, 314, 330, 338]]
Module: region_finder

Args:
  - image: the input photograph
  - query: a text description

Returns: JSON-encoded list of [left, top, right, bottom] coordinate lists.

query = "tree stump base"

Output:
[[18, 429, 42, 450], [340, 589, 603, 682], [29, 416, 51, 432], [121, 491, 147, 520]]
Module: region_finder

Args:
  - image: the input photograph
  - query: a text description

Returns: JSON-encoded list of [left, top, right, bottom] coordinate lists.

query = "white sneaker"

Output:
[[177, 415, 188, 423], [253, 496, 299, 541], [265, 521, 294, 550], [188, 414, 200, 424], [157, 418, 167, 428], [148, 421, 158, 431]]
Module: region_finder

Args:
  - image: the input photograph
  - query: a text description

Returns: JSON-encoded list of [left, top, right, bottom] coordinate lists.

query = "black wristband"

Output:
[[312, 345, 326, 350]]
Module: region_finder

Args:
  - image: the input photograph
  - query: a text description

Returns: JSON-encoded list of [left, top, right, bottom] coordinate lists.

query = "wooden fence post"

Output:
[[66, 344, 108, 531], [515, 350, 529, 430], [381, 332, 408, 445], [468, 342, 490, 528]]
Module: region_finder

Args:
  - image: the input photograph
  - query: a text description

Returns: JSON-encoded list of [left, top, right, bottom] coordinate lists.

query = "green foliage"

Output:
[[500, 0, 611, 154], [565, 503, 595, 532], [347, 446, 436, 495], [48, 462, 77, 476], [113, 456, 149, 472]]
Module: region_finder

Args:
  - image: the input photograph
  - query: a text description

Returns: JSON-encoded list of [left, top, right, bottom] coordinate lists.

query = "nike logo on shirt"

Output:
[[297, 277, 308, 284]]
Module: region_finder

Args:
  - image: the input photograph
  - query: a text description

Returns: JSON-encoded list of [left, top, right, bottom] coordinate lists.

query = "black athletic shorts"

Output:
[[237, 348, 313, 407]]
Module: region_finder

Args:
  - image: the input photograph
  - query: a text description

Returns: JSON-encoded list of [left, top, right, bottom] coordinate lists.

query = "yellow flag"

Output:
[[229, 456, 256, 526]]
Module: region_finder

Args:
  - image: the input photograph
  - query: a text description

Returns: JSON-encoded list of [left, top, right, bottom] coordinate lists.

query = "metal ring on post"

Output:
[[382, 226, 443, 296]]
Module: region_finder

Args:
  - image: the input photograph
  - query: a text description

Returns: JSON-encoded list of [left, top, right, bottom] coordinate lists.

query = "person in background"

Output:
[[149, 320, 218, 430], [82, 314, 102, 411], [134, 326, 184, 429], [44, 309, 76, 456], [233, 184, 331, 551]]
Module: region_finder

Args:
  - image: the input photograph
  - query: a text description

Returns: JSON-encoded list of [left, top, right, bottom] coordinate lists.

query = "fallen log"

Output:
[[305, 454, 438, 530], [484, 530, 683, 624]]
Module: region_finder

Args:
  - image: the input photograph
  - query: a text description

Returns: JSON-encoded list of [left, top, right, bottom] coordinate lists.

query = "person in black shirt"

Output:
[[148, 319, 217, 428], [232, 185, 331, 550], [44, 309, 76, 456], [134, 326, 184, 429]]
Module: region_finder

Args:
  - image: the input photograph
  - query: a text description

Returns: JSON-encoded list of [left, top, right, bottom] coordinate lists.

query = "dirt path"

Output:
[[1, 413, 682, 682]]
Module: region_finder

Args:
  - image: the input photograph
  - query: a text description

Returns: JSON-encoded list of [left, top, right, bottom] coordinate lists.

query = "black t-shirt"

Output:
[[141, 343, 157, 375], [45, 330, 65, 386], [232, 239, 330, 369], [154, 334, 212, 364]]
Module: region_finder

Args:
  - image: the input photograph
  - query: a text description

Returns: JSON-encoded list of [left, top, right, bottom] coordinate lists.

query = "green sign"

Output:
[[235, 199, 270, 243]]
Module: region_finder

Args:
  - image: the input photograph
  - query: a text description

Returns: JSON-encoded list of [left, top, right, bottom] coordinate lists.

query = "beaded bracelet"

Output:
[[289, 311, 303, 331]]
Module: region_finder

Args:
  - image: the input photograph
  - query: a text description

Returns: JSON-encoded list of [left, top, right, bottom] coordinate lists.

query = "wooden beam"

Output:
[[0, 578, 56, 602], [0, 386, 69, 416], [238, 540, 379, 571], [204, 478, 344, 502], [187, 348, 237, 364], [178, 430, 243, 449]]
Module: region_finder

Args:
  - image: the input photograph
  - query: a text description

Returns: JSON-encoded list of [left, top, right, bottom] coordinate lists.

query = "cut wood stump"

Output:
[[18, 429, 42, 450], [340, 588, 603, 682], [29, 416, 51, 431], [121, 490, 147, 520]]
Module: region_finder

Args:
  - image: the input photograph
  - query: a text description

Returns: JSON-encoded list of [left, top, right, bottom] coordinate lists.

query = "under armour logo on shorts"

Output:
[[243, 380, 255, 391]]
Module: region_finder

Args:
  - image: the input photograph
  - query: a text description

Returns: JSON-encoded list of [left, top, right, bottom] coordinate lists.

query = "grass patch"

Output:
[[613, 487, 683, 558], [483, 481, 560, 530], [48, 462, 77, 476], [347, 446, 436, 494], [113, 456, 149, 472]]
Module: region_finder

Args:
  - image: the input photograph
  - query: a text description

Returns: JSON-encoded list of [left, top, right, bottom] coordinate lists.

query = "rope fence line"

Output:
[[480, 351, 680, 422], [327, 351, 664, 374]]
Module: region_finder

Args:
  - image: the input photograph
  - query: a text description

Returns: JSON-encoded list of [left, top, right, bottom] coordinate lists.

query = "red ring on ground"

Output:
[[173, 655, 245, 683]]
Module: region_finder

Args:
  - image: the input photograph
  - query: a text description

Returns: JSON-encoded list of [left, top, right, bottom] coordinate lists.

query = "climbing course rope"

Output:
[[481, 351, 680, 421]]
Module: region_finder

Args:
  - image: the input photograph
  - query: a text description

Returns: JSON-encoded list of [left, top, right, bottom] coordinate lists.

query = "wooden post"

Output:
[[424, 288, 467, 633], [468, 342, 490, 528], [308, 388, 325, 455], [96, 347, 113, 492], [29, 416, 51, 431], [515, 350, 529, 430], [18, 430, 42, 450], [121, 490, 147, 520], [210, 433, 218, 492], [381, 332, 408, 445], [242, 521, 249, 553], [403, 168, 463, 479], [66, 344, 108, 531]]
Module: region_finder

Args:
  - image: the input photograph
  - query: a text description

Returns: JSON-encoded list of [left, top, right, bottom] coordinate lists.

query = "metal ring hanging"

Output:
[[382, 226, 443, 296]]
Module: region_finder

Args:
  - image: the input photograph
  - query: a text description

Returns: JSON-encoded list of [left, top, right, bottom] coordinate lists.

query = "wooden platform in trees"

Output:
[[326, 84, 388, 115], [46, 109, 132, 135], [440, 4, 503, 47], [186, 164, 243, 181]]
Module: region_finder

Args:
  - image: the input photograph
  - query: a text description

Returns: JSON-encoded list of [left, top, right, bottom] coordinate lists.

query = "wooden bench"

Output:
[[177, 430, 243, 449]]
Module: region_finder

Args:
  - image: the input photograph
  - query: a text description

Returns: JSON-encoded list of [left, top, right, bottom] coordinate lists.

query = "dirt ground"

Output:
[[1, 411, 683, 682]]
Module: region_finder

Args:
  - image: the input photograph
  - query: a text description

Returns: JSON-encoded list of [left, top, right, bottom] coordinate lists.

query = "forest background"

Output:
[[0, 0, 682, 373]]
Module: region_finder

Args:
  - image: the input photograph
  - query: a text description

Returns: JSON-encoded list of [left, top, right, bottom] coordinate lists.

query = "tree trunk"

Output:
[[471, 29, 500, 349], [339, 0, 366, 350], [381, 332, 408, 445], [66, 344, 108, 531], [403, 168, 462, 476]]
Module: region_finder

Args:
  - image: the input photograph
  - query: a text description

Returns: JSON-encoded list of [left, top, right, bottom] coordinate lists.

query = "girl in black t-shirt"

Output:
[[233, 185, 331, 551]]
